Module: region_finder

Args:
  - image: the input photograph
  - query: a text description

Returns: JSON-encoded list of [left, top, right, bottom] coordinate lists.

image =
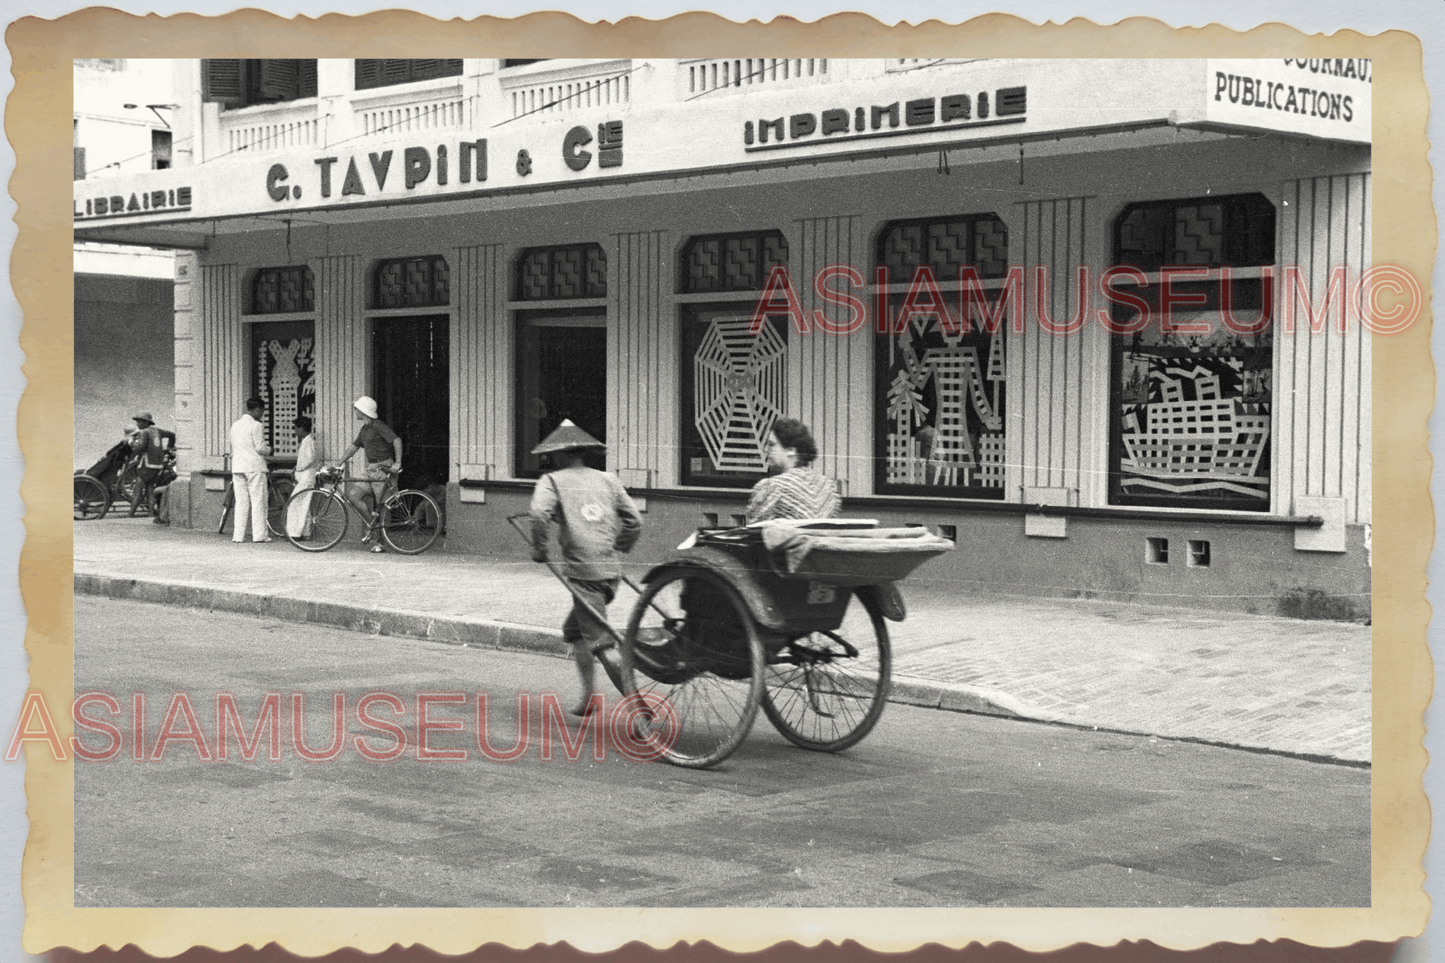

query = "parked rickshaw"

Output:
[[74, 439, 171, 520], [512, 516, 953, 769]]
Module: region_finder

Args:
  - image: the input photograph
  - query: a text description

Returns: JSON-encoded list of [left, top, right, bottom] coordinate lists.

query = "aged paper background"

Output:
[[4, 4, 1436, 959]]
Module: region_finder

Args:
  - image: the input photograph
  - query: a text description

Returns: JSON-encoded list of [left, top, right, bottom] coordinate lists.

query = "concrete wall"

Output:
[[75, 273, 176, 469]]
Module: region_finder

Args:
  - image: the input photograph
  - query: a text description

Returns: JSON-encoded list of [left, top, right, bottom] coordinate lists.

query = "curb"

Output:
[[75, 571, 1035, 723]]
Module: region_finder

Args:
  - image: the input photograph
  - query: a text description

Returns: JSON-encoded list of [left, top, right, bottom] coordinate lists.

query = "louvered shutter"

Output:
[[355, 59, 383, 90], [73, 147, 86, 181], [258, 59, 300, 101], [298, 60, 318, 98], [201, 59, 245, 104], [380, 60, 412, 86]]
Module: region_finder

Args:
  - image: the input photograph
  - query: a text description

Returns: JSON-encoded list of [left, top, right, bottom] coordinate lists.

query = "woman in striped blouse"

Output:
[[745, 417, 842, 524]]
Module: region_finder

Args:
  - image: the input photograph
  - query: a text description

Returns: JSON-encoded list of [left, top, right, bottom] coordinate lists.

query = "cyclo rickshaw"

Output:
[[512, 516, 954, 769]]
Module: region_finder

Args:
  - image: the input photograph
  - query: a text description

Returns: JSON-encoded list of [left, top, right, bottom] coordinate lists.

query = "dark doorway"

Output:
[[372, 315, 449, 492], [515, 313, 607, 476]]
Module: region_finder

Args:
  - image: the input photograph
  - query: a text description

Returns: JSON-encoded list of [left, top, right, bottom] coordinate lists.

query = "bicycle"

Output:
[[282, 465, 441, 555], [217, 454, 296, 539]]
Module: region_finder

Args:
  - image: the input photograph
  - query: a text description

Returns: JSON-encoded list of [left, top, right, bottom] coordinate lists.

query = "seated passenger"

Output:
[[745, 417, 841, 524]]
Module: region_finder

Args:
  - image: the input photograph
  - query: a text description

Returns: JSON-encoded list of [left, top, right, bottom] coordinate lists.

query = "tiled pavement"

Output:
[[69, 518, 1372, 763]]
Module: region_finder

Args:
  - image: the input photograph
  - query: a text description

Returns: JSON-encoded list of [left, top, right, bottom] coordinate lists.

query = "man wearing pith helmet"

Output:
[[529, 420, 643, 716], [331, 395, 403, 554]]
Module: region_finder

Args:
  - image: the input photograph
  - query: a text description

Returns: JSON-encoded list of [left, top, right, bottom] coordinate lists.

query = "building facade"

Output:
[[73, 58, 178, 467], [73, 58, 1374, 617]]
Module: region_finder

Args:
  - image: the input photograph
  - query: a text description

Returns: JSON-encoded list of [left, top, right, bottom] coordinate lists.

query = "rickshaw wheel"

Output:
[[74, 475, 110, 521], [761, 589, 892, 752], [620, 566, 765, 769]]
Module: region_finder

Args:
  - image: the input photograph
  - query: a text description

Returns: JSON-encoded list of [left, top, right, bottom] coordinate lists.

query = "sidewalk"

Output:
[[71, 518, 1371, 764]]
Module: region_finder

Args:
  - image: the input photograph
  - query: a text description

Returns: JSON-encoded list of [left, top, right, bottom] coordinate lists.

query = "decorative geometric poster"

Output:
[[1115, 310, 1272, 503], [250, 321, 316, 459], [692, 315, 786, 475], [880, 300, 1006, 494]]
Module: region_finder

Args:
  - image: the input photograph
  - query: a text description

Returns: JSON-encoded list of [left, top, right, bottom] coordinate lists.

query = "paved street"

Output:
[[74, 597, 1370, 908], [73, 519, 1373, 762]]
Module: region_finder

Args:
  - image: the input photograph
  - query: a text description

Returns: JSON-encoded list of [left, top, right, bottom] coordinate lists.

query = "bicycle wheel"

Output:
[[761, 589, 891, 752], [217, 484, 235, 536], [283, 488, 347, 552], [266, 476, 296, 538], [620, 566, 765, 769], [73, 475, 110, 521], [379, 490, 441, 555]]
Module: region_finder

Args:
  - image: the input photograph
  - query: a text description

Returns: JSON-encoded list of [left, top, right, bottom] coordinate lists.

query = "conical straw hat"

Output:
[[531, 419, 606, 454]]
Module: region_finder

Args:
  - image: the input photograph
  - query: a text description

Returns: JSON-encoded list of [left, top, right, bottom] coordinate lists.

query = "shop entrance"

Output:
[[372, 315, 450, 492], [515, 312, 607, 475]]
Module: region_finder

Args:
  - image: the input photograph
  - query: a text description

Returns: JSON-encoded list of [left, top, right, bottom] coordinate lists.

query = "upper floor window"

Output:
[[515, 245, 607, 300], [151, 130, 172, 170], [502, 60, 549, 68], [680, 231, 788, 294], [202, 60, 318, 109], [373, 256, 450, 309], [355, 60, 463, 91]]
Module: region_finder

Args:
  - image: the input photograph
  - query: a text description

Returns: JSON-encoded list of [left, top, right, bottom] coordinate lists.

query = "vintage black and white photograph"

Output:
[[65, 48, 1386, 922]]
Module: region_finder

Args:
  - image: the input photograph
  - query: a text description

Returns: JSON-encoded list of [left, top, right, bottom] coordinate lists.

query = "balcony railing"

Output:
[[353, 84, 467, 137], [501, 59, 632, 119], [683, 58, 830, 96], [220, 102, 320, 156]]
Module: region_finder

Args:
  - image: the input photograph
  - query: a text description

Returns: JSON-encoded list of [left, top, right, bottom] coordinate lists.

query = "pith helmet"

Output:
[[132, 411, 155, 425], [354, 396, 379, 419], [531, 419, 605, 454]]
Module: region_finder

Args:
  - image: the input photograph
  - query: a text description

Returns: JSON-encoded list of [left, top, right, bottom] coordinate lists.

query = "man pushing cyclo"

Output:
[[329, 395, 404, 554]]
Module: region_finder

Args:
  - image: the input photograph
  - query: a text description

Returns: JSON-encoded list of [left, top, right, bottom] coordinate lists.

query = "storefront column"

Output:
[[455, 243, 509, 480], [313, 254, 367, 468], [608, 230, 673, 488], [198, 262, 242, 463], [793, 213, 869, 496]]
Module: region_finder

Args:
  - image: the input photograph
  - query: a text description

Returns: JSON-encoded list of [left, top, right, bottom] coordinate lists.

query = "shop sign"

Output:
[[742, 86, 1027, 152], [262, 121, 625, 205], [1205, 59, 1370, 143], [73, 185, 192, 221]]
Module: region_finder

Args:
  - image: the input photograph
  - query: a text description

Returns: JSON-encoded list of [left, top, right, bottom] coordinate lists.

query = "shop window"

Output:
[[250, 321, 315, 461], [250, 266, 315, 315], [874, 214, 1009, 498], [514, 311, 607, 478], [373, 256, 449, 309], [681, 231, 788, 294], [515, 244, 607, 300], [202, 60, 318, 108], [1109, 193, 1275, 511], [680, 306, 788, 487], [355, 60, 464, 91]]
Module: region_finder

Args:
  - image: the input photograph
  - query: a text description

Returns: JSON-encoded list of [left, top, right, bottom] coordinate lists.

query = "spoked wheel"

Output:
[[73, 475, 110, 520], [380, 490, 442, 555], [267, 477, 296, 538], [761, 589, 892, 752], [620, 566, 765, 769], [116, 465, 142, 514], [283, 487, 348, 552]]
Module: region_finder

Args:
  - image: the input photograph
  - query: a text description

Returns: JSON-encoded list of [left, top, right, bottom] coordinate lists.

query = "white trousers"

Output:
[[285, 469, 318, 538], [232, 471, 269, 542]]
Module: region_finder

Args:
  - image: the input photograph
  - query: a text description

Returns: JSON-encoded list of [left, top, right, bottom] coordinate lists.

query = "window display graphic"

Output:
[[1116, 321, 1272, 502], [692, 316, 786, 474]]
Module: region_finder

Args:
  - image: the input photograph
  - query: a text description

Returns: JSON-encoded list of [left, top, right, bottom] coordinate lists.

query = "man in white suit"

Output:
[[229, 397, 272, 543]]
